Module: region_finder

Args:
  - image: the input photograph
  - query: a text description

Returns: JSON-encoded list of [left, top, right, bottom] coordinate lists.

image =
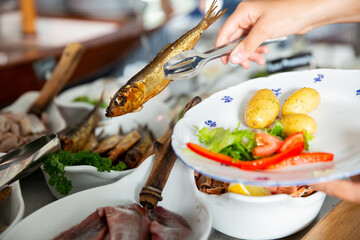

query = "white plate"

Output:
[[5, 157, 212, 240], [0, 153, 25, 240], [172, 69, 360, 186]]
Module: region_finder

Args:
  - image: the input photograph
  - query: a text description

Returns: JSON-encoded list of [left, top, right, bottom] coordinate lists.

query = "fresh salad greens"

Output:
[[264, 121, 285, 139], [195, 121, 313, 161], [303, 130, 315, 151], [196, 123, 256, 161], [42, 150, 126, 195], [73, 96, 107, 108]]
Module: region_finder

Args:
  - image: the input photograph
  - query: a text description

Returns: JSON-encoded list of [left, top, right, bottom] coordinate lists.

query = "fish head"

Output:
[[105, 85, 145, 117]]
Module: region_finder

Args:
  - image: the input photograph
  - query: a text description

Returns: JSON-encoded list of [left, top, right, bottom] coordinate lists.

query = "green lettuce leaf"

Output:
[[196, 123, 256, 161], [265, 121, 285, 139]]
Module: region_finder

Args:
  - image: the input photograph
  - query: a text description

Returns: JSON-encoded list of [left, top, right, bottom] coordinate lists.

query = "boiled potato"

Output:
[[282, 88, 320, 116], [245, 89, 280, 129], [280, 113, 317, 137]]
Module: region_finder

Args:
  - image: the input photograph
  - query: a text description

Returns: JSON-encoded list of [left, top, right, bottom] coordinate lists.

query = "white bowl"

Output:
[[5, 157, 212, 240], [0, 152, 25, 240], [54, 78, 121, 125], [41, 165, 135, 199], [198, 190, 326, 239], [0, 181, 25, 240], [43, 97, 171, 199]]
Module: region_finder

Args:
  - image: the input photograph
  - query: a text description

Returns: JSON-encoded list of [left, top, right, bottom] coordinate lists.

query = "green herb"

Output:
[[265, 121, 285, 139], [73, 96, 107, 108], [303, 130, 315, 151], [196, 123, 256, 161], [42, 151, 126, 195]]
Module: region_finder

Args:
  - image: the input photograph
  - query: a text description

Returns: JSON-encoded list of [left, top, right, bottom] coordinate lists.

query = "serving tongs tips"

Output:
[[0, 133, 60, 189], [163, 36, 287, 80]]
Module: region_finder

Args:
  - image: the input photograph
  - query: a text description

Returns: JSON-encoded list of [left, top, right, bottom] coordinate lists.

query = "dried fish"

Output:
[[108, 130, 141, 162], [58, 97, 102, 153], [81, 132, 98, 151], [123, 126, 155, 169], [135, 145, 154, 168], [93, 134, 124, 154]]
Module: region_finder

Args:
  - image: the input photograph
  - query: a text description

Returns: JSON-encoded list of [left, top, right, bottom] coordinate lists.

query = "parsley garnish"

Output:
[[42, 151, 126, 195]]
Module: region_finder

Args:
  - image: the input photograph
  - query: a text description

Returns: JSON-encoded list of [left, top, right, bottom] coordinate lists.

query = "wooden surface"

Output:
[[302, 200, 360, 240]]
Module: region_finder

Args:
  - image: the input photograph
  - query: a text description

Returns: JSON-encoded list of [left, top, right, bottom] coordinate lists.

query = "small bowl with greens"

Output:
[[54, 78, 121, 125], [43, 97, 171, 199], [41, 150, 131, 199]]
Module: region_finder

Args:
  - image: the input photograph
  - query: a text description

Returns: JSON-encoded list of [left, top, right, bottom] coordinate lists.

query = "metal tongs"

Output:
[[0, 134, 60, 189], [163, 36, 287, 80]]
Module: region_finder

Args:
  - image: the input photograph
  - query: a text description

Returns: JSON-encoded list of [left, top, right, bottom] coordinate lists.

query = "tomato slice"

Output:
[[186, 142, 303, 171], [278, 132, 304, 153], [252, 133, 283, 157], [267, 152, 334, 169]]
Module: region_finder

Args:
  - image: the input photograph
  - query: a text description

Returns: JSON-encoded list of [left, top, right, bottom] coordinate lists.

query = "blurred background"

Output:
[[1, 0, 360, 108]]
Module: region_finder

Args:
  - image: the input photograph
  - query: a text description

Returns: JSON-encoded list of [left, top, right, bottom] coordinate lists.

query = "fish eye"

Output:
[[115, 97, 127, 106]]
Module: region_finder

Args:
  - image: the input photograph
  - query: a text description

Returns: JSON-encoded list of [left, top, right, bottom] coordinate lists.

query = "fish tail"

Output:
[[200, 0, 227, 29]]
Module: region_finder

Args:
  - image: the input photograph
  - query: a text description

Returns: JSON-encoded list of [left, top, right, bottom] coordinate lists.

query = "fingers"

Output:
[[215, 3, 270, 67], [311, 180, 360, 204], [218, 28, 245, 65], [216, 10, 247, 48], [229, 20, 270, 64], [220, 43, 268, 66], [216, 4, 250, 65], [230, 47, 268, 69], [249, 52, 266, 66]]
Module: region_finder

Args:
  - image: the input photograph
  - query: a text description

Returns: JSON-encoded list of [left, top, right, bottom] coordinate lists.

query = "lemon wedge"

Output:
[[228, 183, 271, 196]]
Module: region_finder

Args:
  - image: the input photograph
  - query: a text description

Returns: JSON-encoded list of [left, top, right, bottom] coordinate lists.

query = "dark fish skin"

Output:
[[58, 97, 102, 153], [123, 126, 155, 169], [105, 0, 226, 117]]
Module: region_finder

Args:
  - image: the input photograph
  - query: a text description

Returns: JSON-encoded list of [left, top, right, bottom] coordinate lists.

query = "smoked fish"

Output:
[[105, 0, 226, 117]]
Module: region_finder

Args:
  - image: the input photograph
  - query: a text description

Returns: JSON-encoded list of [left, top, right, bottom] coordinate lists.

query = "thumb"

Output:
[[229, 23, 269, 64], [311, 180, 360, 204]]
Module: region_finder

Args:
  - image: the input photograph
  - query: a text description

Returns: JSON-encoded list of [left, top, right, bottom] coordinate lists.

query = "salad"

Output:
[[186, 122, 333, 171]]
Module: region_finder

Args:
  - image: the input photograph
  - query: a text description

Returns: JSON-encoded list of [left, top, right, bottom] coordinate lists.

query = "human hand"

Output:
[[216, 0, 360, 69], [311, 175, 360, 204]]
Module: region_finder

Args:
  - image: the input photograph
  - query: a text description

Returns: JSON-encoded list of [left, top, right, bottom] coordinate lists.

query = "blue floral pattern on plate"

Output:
[[356, 89, 360, 96], [221, 96, 233, 103], [271, 88, 282, 97], [205, 120, 216, 128], [314, 74, 324, 83]]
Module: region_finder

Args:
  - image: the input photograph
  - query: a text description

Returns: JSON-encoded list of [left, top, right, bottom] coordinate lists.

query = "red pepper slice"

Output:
[[278, 131, 304, 153], [186, 142, 304, 171], [267, 152, 334, 169], [252, 133, 283, 157]]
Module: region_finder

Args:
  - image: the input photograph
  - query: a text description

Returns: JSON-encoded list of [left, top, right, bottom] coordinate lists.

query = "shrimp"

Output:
[[105, 0, 226, 117]]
